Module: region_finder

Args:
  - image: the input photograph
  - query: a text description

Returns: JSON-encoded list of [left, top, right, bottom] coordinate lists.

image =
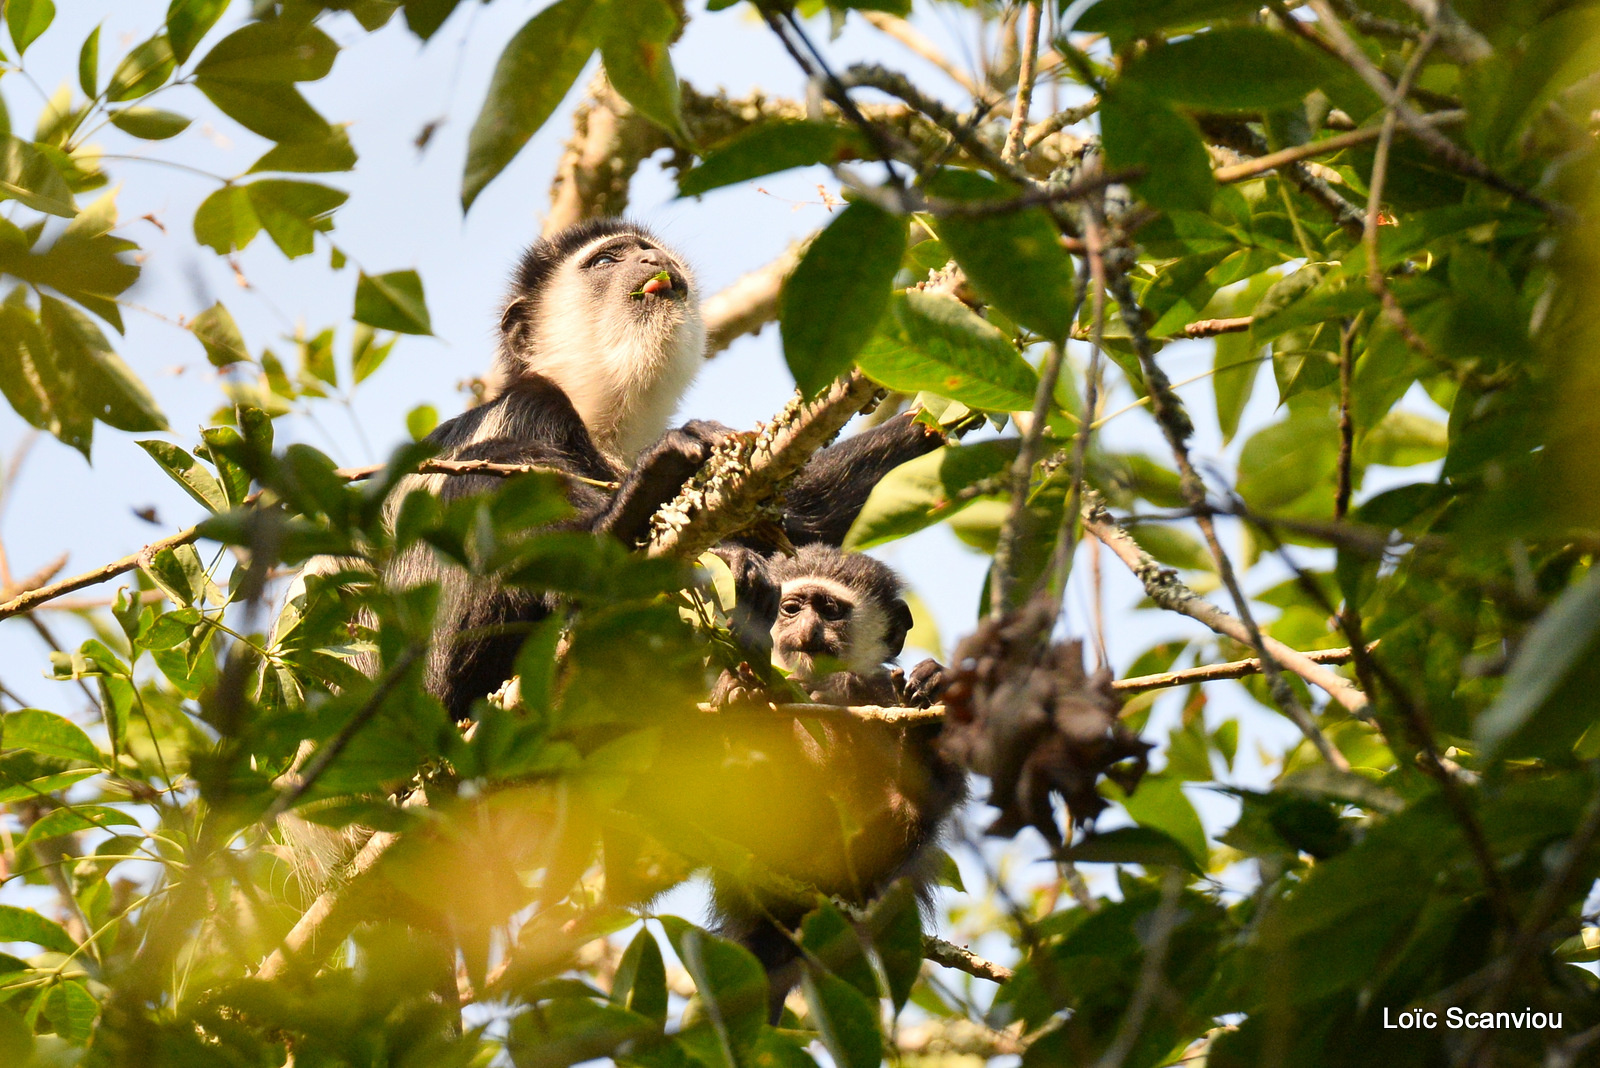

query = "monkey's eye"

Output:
[[780, 599, 803, 616], [588, 252, 619, 268], [818, 599, 848, 622]]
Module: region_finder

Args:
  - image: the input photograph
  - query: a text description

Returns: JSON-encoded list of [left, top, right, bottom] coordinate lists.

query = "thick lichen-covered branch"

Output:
[[645, 372, 885, 559]]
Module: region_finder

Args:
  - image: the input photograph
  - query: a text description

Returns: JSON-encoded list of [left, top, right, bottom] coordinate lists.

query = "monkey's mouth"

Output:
[[629, 270, 686, 302]]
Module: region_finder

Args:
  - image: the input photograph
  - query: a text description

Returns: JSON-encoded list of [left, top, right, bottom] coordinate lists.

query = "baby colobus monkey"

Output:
[[704, 545, 964, 1021], [768, 544, 944, 706]]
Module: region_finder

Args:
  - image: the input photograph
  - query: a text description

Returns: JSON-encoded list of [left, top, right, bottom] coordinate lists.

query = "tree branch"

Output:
[[645, 372, 886, 560], [1210, 109, 1465, 185], [924, 936, 1015, 983], [1082, 493, 1369, 721], [1002, 2, 1043, 164], [703, 242, 805, 357]]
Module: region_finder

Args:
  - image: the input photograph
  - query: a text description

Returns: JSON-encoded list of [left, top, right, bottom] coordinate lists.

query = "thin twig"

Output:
[[1210, 109, 1464, 184], [1083, 494, 1367, 730], [924, 936, 1014, 983], [334, 457, 617, 488], [992, 338, 1067, 617], [1100, 268, 1363, 765], [861, 11, 997, 105], [1335, 319, 1357, 522], [1002, 2, 1043, 164], [1025, 97, 1100, 148]]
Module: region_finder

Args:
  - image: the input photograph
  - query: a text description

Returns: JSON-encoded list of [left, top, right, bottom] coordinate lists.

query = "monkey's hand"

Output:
[[902, 658, 948, 708], [598, 420, 734, 545], [710, 662, 772, 708]]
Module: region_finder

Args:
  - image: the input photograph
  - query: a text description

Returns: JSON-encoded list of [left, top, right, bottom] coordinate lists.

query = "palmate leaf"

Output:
[[167, 0, 229, 63], [39, 295, 167, 433], [462, 0, 602, 211], [0, 905, 76, 955], [7, 0, 54, 56]]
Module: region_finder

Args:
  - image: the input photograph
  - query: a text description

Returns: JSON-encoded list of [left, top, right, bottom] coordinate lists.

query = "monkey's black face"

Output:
[[773, 583, 858, 682], [579, 234, 690, 318]]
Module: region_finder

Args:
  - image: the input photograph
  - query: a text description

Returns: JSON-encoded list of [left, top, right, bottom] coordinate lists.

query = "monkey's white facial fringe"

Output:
[[493, 233, 706, 464]]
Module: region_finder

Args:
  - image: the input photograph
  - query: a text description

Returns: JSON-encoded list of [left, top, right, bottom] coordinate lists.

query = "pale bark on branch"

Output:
[[1082, 495, 1370, 719]]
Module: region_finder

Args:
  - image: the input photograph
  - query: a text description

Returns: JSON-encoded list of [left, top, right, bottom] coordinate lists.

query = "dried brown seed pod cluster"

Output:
[[938, 597, 1151, 847]]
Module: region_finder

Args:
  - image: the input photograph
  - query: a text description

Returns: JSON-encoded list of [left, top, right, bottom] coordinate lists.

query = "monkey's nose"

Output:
[[637, 249, 667, 268]]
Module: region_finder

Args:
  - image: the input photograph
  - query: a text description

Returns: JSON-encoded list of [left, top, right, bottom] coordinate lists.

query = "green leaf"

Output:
[[40, 295, 168, 431], [7, 0, 53, 56], [78, 23, 99, 96], [245, 179, 347, 258], [248, 125, 357, 173], [781, 200, 906, 395], [404, 0, 464, 40], [800, 901, 878, 1000], [855, 289, 1040, 410], [506, 997, 658, 1068], [1117, 774, 1209, 869], [107, 35, 176, 102], [191, 301, 247, 367], [612, 926, 668, 1026], [143, 541, 221, 606], [199, 425, 253, 507], [0, 135, 75, 217], [9, 189, 139, 329], [0, 291, 92, 454], [844, 439, 1018, 550], [138, 439, 228, 512], [1, 708, 100, 764], [167, 0, 229, 63], [45, 982, 96, 1045], [0, 905, 76, 954], [1213, 331, 1262, 447], [865, 881, 923, 1013], [19, 805, 137, 849], [193, 19, 338, 83], [1477, 570, 1600, 760], [355, 269, 432, 335], [406, 402, 439, 441], [1125, 27, 1331, 110], [600, 0, 685, 140], [107, 106, 191, 140], [1073, 0, 1263, 36], [1236, 409, 1337, 511], [679, 120, 864, 197], [1100, 81, 1213, 212], [1061, 825, 1205, 875], [0, 1006, 31, 1065], [659, 916, 767, 1058], [925, 170, 1077, 341], [194, 79, 332, 144], [351, 323, 395, 383], [801, 970, 882, 1068], [1357, 411, 1446, 469], [462, 0, 602, 211], [193, 185, 262, 254]]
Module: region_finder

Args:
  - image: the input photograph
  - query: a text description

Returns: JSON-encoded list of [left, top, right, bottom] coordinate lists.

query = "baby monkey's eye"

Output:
[[589, 253, 619, 267]]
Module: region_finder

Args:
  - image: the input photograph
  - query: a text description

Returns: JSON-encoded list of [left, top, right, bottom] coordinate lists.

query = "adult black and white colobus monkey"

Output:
[[697, 545, 965, 1020], [389, 219, 949, 719]]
